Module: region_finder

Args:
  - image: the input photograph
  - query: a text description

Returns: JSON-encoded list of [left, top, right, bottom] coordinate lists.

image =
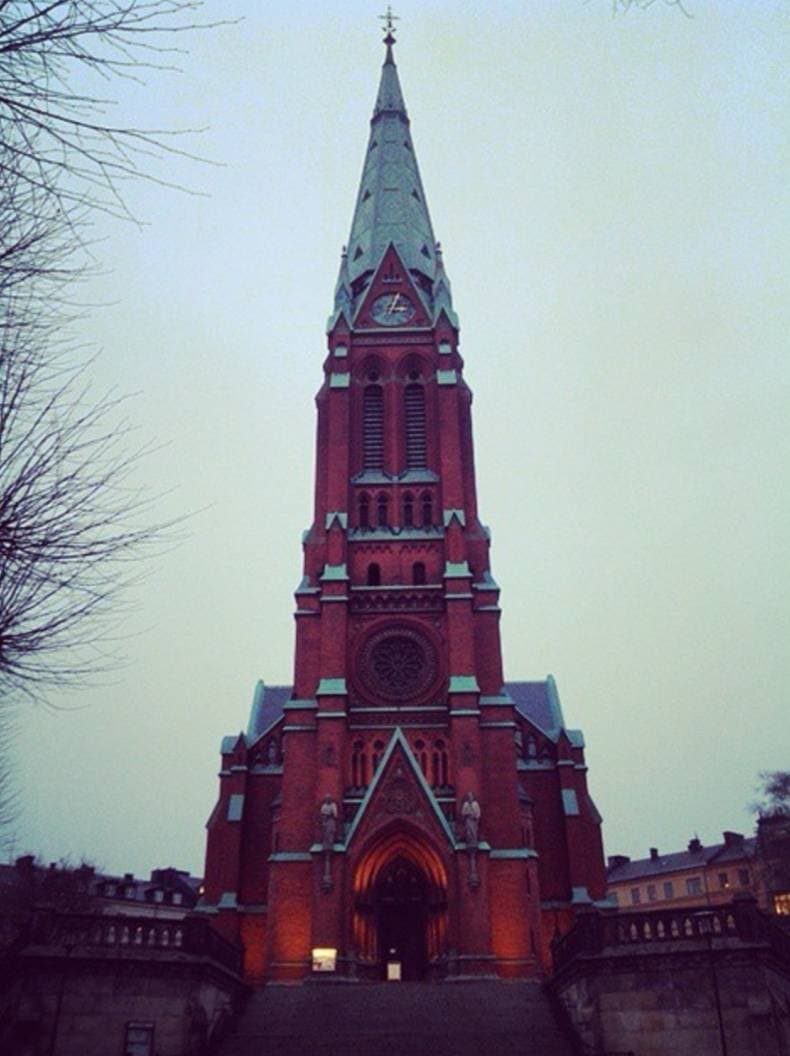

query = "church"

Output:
[[200, 26, 607, 985]]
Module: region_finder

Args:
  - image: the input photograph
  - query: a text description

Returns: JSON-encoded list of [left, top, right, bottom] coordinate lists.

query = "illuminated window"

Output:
[[773, 893, 790, 916], [718, 872, 729, 889]]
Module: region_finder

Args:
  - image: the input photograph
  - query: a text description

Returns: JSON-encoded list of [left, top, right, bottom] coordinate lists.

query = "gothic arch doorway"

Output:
[[351, 826, 449, 980]]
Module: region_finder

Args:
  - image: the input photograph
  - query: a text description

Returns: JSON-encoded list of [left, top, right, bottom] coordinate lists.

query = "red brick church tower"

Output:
[[201, 27, 606, 984]]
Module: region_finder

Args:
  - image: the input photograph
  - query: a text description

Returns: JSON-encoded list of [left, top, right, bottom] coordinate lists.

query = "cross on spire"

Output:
[[379, 5, 399, 47]]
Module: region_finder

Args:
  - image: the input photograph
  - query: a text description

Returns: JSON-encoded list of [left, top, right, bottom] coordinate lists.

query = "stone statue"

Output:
[[320, 794, 338, 850], [462, 791, 481, 847], [267, 738, 279, 764]]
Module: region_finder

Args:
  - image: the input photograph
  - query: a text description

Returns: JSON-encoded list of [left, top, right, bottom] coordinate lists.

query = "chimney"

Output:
[[688, 837, 702, 854], [722, 831, 743, 847], [650, 847, 659, 860], [607, 855, 631, 870]]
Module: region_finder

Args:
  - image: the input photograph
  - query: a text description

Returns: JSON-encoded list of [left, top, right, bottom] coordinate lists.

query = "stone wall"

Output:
[[1, 912, 246, 1056], [551, 901, 790, 1056]]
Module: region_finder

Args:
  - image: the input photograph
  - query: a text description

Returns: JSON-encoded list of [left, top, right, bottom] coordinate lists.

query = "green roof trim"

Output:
[[562, 788, 580, 816], [268, 852, 312, 863], [444, 560, 471, 578], [438, 340, 452, 356], [316, 678, 347, 696], [227, 794, 244, 822], [333, 344, 348, 358], [448, 675, 479, 694], [437, 369, 457, 386], [489, 848, 538, 860], [325, 511, 348, 529], [320, 563, 348, 582], [442, 508, 466, 527], [283, 699, 318, 711], [329, 372, 350, 388]]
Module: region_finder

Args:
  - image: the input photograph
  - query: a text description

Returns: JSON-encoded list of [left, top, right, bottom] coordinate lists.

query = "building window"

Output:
[[663, 881, 674, 899], [738, 868, 749, 887], [154, 889, 164, 903], [647, 884, 657, 901], [124, 1023, 154, 1056], [718, 872, 729, 890], [359, 492, 370, 528], [352, 740, 367, 787], [173, 892, 183, 905], [630, 887, 641, 905], [431, 740, 449, 787], [366, 562, 381, 586], [372, 739, 385, 771], [686, 877, 703, 896], [412, 561, 426, 585], [774, 893, 790, 916], [377, 493, 388, 527], [362, 385, 384, 470], [414, 739, 428, 775], [402, 492, 414, 527], [404, 383, 427, 469], [420, 491, 433, 527]]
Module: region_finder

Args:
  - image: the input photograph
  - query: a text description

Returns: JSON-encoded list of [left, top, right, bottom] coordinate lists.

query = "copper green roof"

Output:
[[331, 38, 457, 329]]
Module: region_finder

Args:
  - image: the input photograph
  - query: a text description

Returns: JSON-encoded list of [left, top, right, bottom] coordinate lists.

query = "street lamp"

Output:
[[692, 910, 728, 1056]]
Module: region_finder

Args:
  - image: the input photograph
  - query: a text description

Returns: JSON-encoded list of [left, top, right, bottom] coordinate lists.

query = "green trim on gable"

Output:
[[316, 678, 348, 696], [448, 675, 479, 694]]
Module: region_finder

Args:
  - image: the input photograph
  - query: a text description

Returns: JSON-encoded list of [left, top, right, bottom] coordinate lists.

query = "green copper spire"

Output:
[[329, 20, 456, 330]]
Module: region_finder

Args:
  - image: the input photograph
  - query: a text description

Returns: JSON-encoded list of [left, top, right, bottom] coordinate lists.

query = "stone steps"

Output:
[[217, 980, 576, 1056]]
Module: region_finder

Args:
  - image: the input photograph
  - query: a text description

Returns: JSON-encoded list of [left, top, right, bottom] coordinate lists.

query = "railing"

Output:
[[553, 898, 789, 973], [32, 911, 244, 976]]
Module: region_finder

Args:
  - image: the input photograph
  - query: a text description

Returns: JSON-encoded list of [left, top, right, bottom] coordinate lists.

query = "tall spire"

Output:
[[330, 15, 455, 329]]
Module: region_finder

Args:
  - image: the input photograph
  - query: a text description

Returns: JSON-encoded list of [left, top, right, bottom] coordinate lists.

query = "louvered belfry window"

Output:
[[362, 385, 384, 470], [404, 383, 427, 469]]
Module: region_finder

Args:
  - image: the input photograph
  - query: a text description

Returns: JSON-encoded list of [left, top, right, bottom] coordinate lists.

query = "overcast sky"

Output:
[[9, 1, 789, 879]]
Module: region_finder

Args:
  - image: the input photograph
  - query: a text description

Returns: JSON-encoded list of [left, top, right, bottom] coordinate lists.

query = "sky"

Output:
[[9, 0, 789, 879]]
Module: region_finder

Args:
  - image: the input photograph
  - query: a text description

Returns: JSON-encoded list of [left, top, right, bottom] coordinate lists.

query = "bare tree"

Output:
[[0, 5, 218, 741]]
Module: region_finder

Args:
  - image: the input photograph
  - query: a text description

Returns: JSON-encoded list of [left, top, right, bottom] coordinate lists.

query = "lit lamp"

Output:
[[312, 947, 337, 973]]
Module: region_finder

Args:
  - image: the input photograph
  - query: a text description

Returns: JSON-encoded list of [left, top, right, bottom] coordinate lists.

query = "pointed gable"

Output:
[[345, 728, 456, 850], [353, 243, 432, 330]]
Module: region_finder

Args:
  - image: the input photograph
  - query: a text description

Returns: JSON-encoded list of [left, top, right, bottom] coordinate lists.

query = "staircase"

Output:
[[217, 980, 576, 1056]]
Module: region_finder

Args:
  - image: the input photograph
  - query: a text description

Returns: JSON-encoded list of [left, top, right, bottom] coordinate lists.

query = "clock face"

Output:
[[371, 292, 416, 327]]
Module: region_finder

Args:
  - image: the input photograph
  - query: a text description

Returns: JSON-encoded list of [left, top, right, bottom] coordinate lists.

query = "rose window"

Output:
[[358, 626, 438, 703]]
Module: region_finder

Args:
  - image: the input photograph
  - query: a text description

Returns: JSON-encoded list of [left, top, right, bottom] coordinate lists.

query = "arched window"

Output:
[[420, 491, 433, 527], [412, 561, 426, 585], [352, 739, 367, 788], [358, 492, 370, 529], [402, 492, 414, 527], [372, 739, 385, 771], [434, 739, 449, 787], [363, 384, 384, 470], [404, 383, 427, 469], [366, 562, 381, 586], [377, 493, 389, 527], [414, 739, 427, 776]]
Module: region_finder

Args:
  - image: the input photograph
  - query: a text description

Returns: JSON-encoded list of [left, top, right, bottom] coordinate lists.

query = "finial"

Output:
[[379, 5, 399, 51]]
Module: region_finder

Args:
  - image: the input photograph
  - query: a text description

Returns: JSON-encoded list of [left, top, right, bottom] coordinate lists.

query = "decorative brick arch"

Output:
[[350, 822, 451, 973]]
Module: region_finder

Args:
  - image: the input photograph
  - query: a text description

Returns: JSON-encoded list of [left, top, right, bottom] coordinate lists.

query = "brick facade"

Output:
[[200, 34, 606, 985]]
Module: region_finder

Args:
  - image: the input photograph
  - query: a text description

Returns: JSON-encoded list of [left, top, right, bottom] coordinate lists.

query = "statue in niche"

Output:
[[462, 791, 481, 847], [526, 736, 538, 761], [319, 793, 338, 891], [461, 792, 482, 889], [320, 794, 338, 849], [267, 738, 279, 765]]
